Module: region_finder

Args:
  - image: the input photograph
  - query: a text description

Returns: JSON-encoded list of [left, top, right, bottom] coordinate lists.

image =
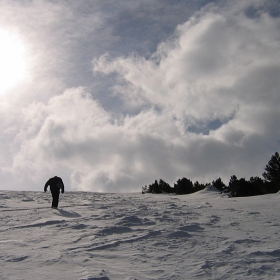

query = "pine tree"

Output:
[[212, 177, 226, 191], [174, 177, 193, 194], [262, 152, 280, 192]]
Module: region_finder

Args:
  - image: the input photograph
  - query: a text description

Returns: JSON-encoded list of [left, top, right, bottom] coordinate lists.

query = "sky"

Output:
[[0, 0, 279, 192]]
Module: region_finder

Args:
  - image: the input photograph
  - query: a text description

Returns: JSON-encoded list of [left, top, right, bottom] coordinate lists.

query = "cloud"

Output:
[[92, 2, 280, 186], [12, 87, 185, 192], [94, 4, 280, 124], [1, 0, 280, 192]]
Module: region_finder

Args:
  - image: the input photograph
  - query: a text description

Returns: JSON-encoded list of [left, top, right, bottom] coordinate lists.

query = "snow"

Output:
[[1, 188, 280, 280]]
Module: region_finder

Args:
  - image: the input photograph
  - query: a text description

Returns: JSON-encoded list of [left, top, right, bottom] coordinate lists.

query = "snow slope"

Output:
[[1, 187, 280, 280]]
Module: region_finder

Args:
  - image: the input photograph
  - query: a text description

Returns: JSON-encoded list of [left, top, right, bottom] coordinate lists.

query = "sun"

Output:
[[0, 29, 28, 94]]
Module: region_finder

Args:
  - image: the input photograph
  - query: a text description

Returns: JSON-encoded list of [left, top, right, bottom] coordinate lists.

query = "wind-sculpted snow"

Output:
[[1, 189, 280, 279]]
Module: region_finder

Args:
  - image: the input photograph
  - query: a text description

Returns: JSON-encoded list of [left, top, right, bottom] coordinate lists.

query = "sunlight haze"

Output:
[[0, 29, 27, 94]]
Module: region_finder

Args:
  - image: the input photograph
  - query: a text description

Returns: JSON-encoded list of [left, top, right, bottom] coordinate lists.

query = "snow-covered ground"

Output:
[[1, 187, 280, 280]]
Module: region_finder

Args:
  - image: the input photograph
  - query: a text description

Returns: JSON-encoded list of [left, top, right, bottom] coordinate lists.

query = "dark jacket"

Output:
[[44, 176, 64, 193]]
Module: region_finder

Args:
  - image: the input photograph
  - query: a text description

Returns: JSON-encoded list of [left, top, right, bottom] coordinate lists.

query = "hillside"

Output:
[[1, 189, 280, 279]]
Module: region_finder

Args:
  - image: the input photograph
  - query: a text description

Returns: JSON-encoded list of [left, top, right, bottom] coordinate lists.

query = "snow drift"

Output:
[[1, 190, 280, 279]]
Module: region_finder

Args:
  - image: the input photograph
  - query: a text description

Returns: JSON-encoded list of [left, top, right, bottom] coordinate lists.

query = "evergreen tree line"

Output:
[[142, 152, 280, 197]]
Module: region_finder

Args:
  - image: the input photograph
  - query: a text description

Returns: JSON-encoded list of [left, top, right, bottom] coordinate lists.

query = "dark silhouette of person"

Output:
[[44, 176, 64, 209]]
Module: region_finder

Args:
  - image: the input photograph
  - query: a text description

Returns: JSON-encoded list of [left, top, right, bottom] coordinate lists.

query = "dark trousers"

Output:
[[51, 190, 60, 208]]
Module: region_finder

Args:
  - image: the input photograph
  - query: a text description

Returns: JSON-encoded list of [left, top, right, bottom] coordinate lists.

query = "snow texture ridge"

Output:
[[0, 190, 280, 279]]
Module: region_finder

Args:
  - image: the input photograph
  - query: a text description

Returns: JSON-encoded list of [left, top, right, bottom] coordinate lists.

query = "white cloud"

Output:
[[92, 2, 280, 186], [0, 0, 280, 192], [8, 85, 189, 191], [94, 6, 280, 127]]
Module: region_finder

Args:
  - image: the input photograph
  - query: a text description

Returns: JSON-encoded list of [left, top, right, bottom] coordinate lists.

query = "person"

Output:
[[44, 176, 65, 209]]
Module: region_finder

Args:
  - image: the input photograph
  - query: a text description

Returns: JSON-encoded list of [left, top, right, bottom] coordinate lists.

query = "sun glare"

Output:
[[0, 29, 28, 94]]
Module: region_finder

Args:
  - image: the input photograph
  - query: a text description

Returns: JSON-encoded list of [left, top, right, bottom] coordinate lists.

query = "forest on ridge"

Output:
[[142, 152, 280, 197]]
